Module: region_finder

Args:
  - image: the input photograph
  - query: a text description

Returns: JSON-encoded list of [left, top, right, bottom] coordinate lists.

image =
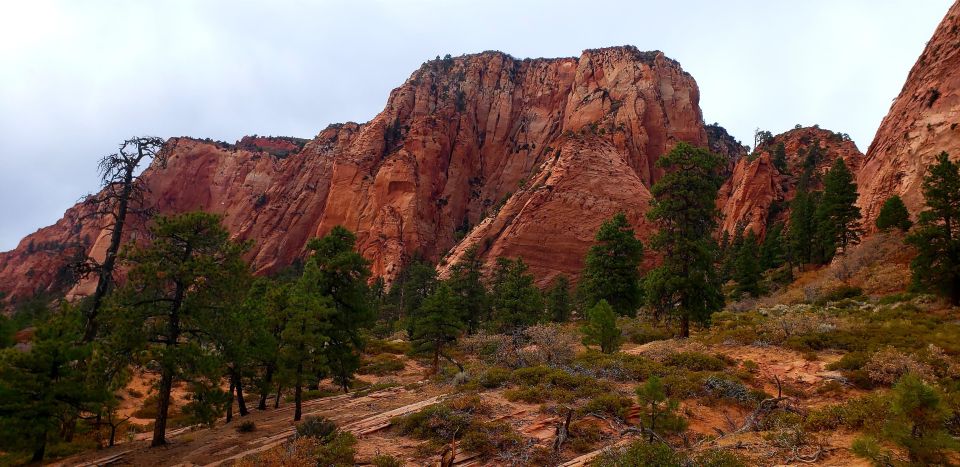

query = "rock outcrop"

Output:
[[1, 46, 708, 300], [717, 126, 864, 237], [857, 1, 960, 228]]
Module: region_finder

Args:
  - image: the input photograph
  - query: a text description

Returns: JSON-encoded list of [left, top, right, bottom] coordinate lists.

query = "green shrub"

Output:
[[314, 431, 357, 467], [236, 420, 256, 433], [479, 366, 511, 388], [296, 416, 339, 441], [371, 453, 403, 467], [662, 351, 728, 371], [581, 393, 633, 420], [851, 435, 894, 466], [814, 285, 863, 305], [359, 354, 406, 376], [692, 449, 747, 467], [366, 338, 411, 355], [568, 420, 605, 453], [392, 396, 522, 460], [805, 392, 890, 431], [573, 351, 665, 381], [591, 441, 680, 466], [826, 351, 868, 371]]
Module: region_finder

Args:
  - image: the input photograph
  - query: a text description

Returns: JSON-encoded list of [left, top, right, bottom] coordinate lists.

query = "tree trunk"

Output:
[[84, 168, 134, 343], [274, 383, 282, 409], [432, 347, 440, 375], [226, 377, 235, 423], [235, 372, 248, 416], [258, 365, 274, 410], [294, 362, 303, 421], [151, 369, 173, 447], [109, 424, 118, 447], [31, 429, 46, 463], [680, 315, 690, 338]]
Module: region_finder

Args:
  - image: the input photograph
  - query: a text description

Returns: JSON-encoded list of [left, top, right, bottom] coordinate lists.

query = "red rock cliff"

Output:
[[857, 1, 960, 228], [1, 46, 708, 300]]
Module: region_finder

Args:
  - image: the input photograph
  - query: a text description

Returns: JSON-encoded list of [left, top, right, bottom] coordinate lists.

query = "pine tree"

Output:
[[489, 257, 544, 331], [581, 299, 621, 354], [578, 212, 644, 317], [635, 375, 683, 442], [733, 230, 763, 297], [411, 283, 464, 374], [545, 275, 572, 323], [759, 222, 787, 270], [0, 310, 99, 462], [302, 226, 374, 393], [771, 142, 788, 173], [281, 284, 332, 421], [644, 143, 725, 337], [446, 246, 488, 333], [389, 255, 437, 337], [814, 157, 863, 262], [788, 172, 819, 265], [107, 212, 248, 446], [876, 195, 912, 231], [884, 374, 957, 464], [907, 152, 960, 305]]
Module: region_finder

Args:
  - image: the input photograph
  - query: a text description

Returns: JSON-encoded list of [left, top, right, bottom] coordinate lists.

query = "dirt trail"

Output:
[[54, 382, 447, 467]]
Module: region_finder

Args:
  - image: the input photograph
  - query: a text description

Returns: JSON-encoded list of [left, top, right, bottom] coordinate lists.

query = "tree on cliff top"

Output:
[[644, 143, 725, 337]]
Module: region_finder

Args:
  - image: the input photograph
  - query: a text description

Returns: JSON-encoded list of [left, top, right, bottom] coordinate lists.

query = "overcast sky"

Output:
[[0, 1, 952, 251]]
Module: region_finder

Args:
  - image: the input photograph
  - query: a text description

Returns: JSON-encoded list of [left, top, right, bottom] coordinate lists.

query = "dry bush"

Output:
[[520, 324, 578, 366], [461, 332, 519, 367], [864, 346, 934, 386]]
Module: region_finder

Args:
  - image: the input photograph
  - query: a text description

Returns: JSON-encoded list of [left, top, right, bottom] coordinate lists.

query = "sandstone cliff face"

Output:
[[1, 46, 708, 300], [716, 126, 864, 237], [857, 2, 960, 228]]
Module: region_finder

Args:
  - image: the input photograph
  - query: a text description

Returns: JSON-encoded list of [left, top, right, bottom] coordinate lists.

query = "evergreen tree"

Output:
[[302, 226, 374, 393], [875, 195, 912, 231], [771, 142, 788, 173], [578, 212, 644, 317], [644, 143, 725, 337], [580, 299, 621, 354], [788, 172, 819, 265], [545, 275, 572, 323], [732, 230, 763, 298], [635, 375, 684, 443], [884, 374, 957, 464], [446, 246, 489, 333], [410, 283, 464, 374], [389, 256, 437, 337], [759, 222, 787, 270], [814, 157, 863, 262], [0, 310, 99, 462], [907, 152, 960, 305], [720, 223, 746, 283], [281, 284, 332, 421], [254, 279, 292, 411], [106, 212, 248, 446], [489, 257, 544, 331]]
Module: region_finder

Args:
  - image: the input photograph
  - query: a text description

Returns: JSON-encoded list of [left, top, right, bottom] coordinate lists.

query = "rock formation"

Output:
[[1, 46, 708, 300], [857, 1, 960, 228], [717, 126, 864, 238]]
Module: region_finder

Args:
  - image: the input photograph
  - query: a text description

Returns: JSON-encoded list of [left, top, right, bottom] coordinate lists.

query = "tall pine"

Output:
[[814, 157, 863, 262], [644, 143, 725, 337], [907, 152, 960, 304], [489, 257, 543, 331], [578, 212, 644, 317]]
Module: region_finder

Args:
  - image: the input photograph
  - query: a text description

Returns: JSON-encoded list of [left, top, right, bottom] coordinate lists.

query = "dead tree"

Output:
[[75, 136, 168, 342]]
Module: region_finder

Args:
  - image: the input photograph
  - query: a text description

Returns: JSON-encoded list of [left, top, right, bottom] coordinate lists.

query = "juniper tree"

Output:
[[581, 299, 621, 354], [578, 212, 644, 317], [644, 143, 725, 337], [907, 152, 960, 305], [814, 157, 863, 262], [876, 195, 912, 232], [107, 212, 248, 446], [410, 283, 464, 374], [489, 257, 543, 331]]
